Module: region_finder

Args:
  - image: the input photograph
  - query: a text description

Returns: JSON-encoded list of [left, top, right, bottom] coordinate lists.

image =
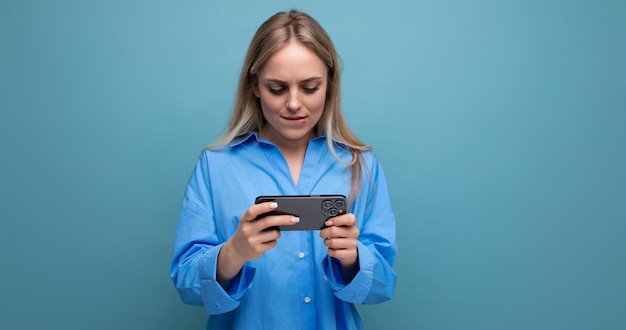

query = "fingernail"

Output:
[[291, 217, 300, 223], [325, 220, 332, 226], [270, 202, 278, 209]]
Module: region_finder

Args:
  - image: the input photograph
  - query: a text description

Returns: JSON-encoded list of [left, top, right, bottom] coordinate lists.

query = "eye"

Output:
[[302, 85, 320, 94], [268, 86, 286, 95]]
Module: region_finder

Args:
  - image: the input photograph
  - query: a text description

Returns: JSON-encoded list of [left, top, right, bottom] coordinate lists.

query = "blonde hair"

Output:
[[208, 10, 371, 203]]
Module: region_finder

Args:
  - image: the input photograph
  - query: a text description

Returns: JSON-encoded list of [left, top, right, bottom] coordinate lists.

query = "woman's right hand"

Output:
[[216, 201, 300, 287]]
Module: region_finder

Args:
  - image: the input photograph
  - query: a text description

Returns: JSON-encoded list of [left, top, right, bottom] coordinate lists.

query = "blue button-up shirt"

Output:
[[171, 133, 397, 329]]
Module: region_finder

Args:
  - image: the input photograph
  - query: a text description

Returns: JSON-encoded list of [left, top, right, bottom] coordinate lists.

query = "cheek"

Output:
[[259, 94, 283, 113], [309, 94, 327, 114]]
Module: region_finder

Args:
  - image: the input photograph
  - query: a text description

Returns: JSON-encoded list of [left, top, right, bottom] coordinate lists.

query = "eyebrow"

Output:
[[263, 77, 324, 84]]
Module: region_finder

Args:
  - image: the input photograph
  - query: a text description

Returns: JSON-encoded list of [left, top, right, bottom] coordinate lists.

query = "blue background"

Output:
[[1, 0, 625, 329]]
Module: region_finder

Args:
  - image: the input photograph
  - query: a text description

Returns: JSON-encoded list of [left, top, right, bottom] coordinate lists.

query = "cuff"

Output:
[[198, 243, 256, 314], [323, 241, 374, 304]]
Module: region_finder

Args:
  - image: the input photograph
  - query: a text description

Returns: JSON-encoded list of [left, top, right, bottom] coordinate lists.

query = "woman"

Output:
[[171, 10, 397, 329]]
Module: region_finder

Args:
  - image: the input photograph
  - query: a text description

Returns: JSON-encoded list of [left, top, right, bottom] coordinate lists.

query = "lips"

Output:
[[283, 115, 307, 120], [282, 115, 308, 124]]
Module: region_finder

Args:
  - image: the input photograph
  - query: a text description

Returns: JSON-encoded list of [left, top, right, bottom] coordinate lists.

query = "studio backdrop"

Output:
[[1, 0, 624, 329]]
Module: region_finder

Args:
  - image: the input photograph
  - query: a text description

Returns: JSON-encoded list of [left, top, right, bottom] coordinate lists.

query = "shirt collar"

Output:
[[228, 132, 261, 147]]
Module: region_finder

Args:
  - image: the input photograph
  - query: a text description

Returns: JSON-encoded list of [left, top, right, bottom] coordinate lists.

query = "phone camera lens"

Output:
[[323, 200, 333, 209], [329, 208, 338, 216], [334, 200, 344, 209]]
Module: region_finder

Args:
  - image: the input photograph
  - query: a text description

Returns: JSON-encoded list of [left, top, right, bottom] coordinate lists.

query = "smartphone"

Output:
[[255, 195, 347, 231]]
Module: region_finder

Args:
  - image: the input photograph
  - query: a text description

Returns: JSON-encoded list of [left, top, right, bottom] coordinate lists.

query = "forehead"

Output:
[[259, 40, 327, 81]]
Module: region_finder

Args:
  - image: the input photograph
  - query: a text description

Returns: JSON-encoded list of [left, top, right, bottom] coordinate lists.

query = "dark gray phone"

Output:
[[255, 195, 347, 231]]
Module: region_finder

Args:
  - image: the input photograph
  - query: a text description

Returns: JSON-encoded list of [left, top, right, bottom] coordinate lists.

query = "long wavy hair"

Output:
[[208, 10, 371, 204]]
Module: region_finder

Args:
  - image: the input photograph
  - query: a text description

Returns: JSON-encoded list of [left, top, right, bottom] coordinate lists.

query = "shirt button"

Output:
[[298, 252, 305, 259], [304, 296, 311, 303]]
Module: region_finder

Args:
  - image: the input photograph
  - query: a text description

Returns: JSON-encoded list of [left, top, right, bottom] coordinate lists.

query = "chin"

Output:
[[281, 129, 315, 141]]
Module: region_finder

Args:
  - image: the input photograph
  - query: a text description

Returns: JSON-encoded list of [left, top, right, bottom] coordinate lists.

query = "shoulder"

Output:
[[202, 133, 260, 156], [327, 138, 382, 168], [362, 152, 387, 180], [359, 150, 378, 163]]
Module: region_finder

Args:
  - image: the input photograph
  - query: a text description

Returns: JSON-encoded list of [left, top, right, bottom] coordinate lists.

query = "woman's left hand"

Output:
[[320, 213, 360, 274]]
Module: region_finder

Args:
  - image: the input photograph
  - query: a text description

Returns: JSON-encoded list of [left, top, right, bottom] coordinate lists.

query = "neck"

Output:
[[260, 126, 314, 156], [260, 126, 314, 186]]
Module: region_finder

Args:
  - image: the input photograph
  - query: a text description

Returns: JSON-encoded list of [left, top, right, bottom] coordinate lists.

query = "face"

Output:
[[253, 40, 328, 149]]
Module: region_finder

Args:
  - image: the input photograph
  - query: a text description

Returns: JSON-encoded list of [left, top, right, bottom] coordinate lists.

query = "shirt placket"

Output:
[[293, 231, 319, 329]]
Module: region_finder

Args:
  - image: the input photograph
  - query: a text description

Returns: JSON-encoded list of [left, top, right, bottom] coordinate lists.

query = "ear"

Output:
[[252, 84, 260, 98]]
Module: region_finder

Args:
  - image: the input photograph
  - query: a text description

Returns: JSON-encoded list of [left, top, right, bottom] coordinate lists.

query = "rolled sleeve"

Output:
[[323, 154, 398, 305], [198, 244, 256, 314], [323, 241, 375, 304]]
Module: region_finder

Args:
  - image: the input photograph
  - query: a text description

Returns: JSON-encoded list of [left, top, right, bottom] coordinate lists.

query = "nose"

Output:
[[286, 91, 301, 112]]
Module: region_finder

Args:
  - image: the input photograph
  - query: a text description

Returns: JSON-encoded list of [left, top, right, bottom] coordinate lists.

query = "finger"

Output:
[[320, 226, 341, 239], [252, 215, 300, 231], [241, 201, 279, 222], [258, 214, 300, 230], [324, 237, 358, 250], [324, 213, 356, 227], [326, 244, 357, 256], [320, 225, 359, 240], [327, 248, 358, 265], [256, 226, 282, 243], [242, 231, 281, 259]]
